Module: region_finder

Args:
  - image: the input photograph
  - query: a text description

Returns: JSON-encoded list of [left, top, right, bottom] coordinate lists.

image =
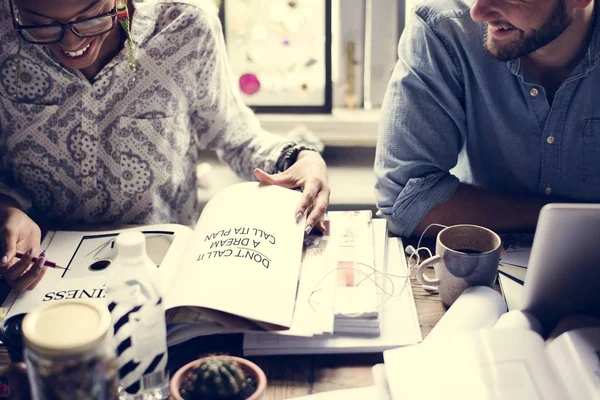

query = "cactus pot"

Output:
[[170, 355, 267, 400]]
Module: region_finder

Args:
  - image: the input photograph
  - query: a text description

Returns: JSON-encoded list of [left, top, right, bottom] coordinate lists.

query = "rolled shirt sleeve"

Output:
[[375, 10, 465, 237], [191, 10, 290, 181]]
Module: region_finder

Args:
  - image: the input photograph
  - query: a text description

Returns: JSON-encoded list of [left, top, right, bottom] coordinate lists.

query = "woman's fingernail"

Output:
[[296, 212, 303, 222], [39, 250, 47, 258], [304, 225, 313, 235], [1, 256, 7, 264], [27, 248, 34, 256]]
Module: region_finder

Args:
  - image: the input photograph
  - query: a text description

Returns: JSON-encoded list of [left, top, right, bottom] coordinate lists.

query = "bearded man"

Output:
[[375, 0, 599, 237]]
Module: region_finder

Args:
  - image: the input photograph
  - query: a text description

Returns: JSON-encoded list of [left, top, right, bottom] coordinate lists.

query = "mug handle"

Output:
[[416, 254, 441, 291]]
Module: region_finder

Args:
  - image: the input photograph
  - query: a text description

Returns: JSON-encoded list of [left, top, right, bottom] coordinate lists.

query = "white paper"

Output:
[[425, 286, 507, 342], [164, 183, 304, 328], [545, 327, 600, 400], [384, 329, 568, 400], [242, 221, 422, 355], [330, 211, 378, 319], [498, 273, 524, 311], [372, 363, 392, 400], [284, 226, 338, 336]]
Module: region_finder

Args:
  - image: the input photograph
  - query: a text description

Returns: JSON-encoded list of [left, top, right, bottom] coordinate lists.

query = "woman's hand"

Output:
[[0, 203, 46, 292], [254, 150, 330, 234]]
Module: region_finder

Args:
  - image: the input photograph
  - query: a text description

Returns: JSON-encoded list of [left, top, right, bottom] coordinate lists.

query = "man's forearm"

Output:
[[413, 184, 550, 236]]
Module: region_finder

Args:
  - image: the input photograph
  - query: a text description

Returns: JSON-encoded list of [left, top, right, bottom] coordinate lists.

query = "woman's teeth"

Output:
[[63, 42, 92, 58]]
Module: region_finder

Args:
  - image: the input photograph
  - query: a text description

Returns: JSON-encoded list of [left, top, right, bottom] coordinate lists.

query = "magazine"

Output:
[[1, 182, 307, 343]]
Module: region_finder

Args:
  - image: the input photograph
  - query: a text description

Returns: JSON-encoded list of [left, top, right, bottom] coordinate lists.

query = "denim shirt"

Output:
[[375, 0, 600, 237]]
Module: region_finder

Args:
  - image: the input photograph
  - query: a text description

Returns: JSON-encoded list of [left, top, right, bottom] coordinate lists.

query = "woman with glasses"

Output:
[[0, 0, 330, 291]]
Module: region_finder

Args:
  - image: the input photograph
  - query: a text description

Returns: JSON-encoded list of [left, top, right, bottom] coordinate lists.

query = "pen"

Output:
[[15, 252, 66, 269]]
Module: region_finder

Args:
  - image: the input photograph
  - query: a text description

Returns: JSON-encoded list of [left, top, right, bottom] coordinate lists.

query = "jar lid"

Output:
[[22, 300, 111, 357]]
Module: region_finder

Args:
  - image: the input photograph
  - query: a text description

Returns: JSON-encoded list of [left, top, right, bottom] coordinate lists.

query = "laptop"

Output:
[[520, 203, 600, 334]]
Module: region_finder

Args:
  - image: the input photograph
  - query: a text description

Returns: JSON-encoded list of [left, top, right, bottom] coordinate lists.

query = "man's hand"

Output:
[[254, 150, 330, 234], [0, 204, 45, 292]]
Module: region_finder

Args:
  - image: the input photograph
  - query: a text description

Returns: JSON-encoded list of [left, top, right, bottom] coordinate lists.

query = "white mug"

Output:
[[416, 225, 502, 306]]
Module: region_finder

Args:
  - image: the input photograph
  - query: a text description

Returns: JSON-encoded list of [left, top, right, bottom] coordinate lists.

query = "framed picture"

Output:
[[220, 0, 332, 113]]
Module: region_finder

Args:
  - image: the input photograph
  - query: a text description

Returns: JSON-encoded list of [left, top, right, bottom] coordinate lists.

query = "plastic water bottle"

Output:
[[106, 231, 169, 399]]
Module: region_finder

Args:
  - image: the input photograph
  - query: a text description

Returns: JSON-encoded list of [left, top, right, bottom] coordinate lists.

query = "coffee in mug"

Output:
[[415, 224, 501, 306]]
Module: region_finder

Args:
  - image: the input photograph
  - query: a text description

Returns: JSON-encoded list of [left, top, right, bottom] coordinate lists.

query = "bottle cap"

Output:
[[22, 299, 111, 357], [115, 231, 147, 261]]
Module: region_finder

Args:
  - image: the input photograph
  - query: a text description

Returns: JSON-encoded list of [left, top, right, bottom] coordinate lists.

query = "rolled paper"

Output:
[[426, 286, 507, 342]]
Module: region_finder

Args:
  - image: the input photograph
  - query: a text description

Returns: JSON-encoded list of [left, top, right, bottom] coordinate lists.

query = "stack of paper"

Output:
[[497, 233, 533, 311], [331, 211, 380, 336], [242, 216, 422, 355]]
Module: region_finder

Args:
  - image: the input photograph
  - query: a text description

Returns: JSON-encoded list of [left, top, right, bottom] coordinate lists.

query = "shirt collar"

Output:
[[129, 0, 158, 48]]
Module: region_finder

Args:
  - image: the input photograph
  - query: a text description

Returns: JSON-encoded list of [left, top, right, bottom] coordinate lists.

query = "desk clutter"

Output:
[[5, 203, 599, 399], [0, 207, 422, 399], [243, 212, 422, 356], [285, 201, 600, 400], [289, 288, 600, 400]]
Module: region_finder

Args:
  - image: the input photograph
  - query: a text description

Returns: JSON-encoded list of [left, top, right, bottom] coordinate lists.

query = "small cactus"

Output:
[[180, 356, 254, 400]]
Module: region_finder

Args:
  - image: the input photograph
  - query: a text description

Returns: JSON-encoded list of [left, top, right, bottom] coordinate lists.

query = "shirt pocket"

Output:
[[582, 118, 600, 184], [116, 115, 191, 200]]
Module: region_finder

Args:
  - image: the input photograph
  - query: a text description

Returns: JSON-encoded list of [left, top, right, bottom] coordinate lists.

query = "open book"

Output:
[[1, 182, 306, 345], [383, 319, 600, 399]]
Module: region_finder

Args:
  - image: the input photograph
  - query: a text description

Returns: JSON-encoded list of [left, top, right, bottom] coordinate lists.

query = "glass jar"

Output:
[[22, 299, 120, 400]]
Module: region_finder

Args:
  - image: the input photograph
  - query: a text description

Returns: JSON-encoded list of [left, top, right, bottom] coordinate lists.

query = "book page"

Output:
[[545, 327, 600, 400], [1, 224, 193, 323], [164, 183, 304, 329], [384, 329, 568, 400]]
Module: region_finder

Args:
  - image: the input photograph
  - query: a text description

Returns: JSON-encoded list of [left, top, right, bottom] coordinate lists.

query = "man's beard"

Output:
[[483, 0, 571, 61]]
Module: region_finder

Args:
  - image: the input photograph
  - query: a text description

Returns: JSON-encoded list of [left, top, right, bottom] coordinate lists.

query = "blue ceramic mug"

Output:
[[416, 225, 501, 306]]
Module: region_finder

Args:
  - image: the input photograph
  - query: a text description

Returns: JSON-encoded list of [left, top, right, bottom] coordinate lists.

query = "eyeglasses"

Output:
[[10, 0, 118, 45]]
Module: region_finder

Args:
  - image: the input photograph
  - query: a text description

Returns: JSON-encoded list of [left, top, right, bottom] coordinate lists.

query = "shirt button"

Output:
[[530, 88, 539, 97], [546, 136, 555, 144], [83, 177, 93, 185], [544, 186, 552, 195]]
